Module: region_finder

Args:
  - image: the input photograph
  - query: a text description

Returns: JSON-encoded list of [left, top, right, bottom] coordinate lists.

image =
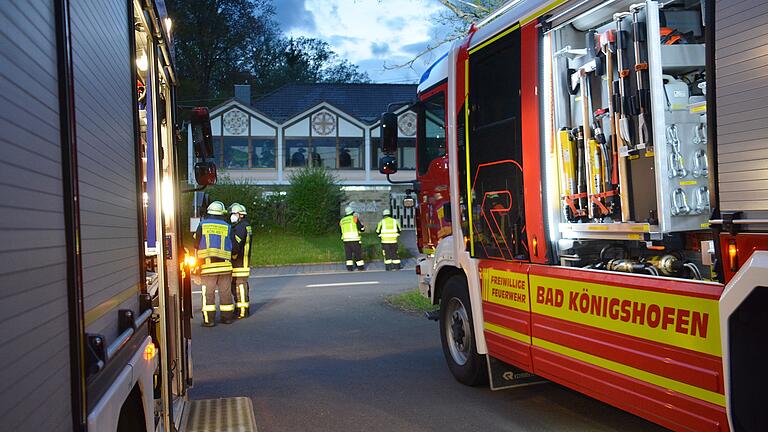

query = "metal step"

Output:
[[183, 397, 258, 432]]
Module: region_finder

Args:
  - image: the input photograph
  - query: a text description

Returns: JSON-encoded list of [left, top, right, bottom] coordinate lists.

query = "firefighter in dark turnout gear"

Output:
[[376, 209, 402, 270], [340, 206, 365, 271], [194, 201, 235, 326], [229, 203, 252, 319]]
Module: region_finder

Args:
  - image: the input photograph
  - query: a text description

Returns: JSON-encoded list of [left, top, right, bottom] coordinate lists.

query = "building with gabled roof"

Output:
[[186, 82, 419, 227]]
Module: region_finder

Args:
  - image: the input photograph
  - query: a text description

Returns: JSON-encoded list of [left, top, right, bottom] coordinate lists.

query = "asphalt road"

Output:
[[190, 270, 668, 432]]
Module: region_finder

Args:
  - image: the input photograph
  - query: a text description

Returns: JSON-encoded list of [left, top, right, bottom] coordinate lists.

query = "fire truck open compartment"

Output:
[[544, 0, 713, 281]]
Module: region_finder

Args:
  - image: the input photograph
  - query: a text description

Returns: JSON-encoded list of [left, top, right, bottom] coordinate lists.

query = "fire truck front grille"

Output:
[[185, 397, 258, 432]]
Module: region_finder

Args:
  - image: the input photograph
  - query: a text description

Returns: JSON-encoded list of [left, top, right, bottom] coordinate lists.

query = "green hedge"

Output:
[[286, 167, 345, 235]]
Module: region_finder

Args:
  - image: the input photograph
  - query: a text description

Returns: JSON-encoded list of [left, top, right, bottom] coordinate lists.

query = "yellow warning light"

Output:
[[532, 236, 539, 257], [144, 342, 157, 361], [728, 241, 738, 272]]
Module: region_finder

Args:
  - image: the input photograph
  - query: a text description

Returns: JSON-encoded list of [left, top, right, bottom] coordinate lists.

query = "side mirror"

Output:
[[379, 155, 397, 175], [194, 161, 217, 186], [191, 107, 213, 159], [402, 196, 415, 208], [380, 112, 398, 154]]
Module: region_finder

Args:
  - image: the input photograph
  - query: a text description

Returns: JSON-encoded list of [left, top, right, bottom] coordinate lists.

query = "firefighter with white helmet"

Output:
[[339, 205, 365, 271], [376, 208, 402, 270], [229, 202, 252, 319], [194, 200, 235, 326]]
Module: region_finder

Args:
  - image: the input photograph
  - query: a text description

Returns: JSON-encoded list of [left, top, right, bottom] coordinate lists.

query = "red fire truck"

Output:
[[379, 1, 767, 431]]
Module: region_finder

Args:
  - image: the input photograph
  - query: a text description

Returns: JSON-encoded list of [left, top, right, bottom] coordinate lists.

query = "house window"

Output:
[[285, 138, 309, 167], [338, 137, 363, 169], [312, 137, 337, 168], [223, 136, 249, 169], [252, 138, 276, 168], [371, 137, 416, 170], [283, 111, 364, 170]]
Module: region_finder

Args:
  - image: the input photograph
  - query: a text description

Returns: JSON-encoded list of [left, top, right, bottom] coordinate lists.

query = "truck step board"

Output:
[[184, 397, 258, 432]]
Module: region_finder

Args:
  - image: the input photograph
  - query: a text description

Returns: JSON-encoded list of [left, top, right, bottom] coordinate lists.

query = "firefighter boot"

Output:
[[201, 309, 216, 327], [220, 310, 235, 324], [220, 303, 235, 324]]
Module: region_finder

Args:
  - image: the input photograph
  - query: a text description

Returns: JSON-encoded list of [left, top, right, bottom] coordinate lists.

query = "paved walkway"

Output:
[[250, 229, 420, 278]]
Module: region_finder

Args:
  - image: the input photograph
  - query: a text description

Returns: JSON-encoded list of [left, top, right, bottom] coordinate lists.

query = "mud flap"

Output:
[[486, 356, 547, 391]]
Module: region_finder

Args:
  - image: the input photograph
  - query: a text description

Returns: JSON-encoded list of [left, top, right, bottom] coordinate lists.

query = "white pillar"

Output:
[[277, 127, 284, 183], [364, 127, 371, 182]]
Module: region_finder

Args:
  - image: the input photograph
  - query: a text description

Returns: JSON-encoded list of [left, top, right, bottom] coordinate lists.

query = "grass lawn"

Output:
[[384, 289, 438, 314], [250, 228, 412, 266]]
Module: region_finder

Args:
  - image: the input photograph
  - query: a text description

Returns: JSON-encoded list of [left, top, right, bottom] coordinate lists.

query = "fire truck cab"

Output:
[[379, 1, 768, 431]]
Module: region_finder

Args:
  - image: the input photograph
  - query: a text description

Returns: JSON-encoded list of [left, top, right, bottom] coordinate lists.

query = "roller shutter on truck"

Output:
[[715, 0, 768, 220], [0, 2, 72, 431], [69, 0, 141, 349]]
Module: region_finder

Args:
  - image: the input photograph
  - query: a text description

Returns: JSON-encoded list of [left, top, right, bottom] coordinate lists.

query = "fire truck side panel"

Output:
[[70, 0, 141, 344], [480, 261, 534, 370], [520, 21, 548, 264], [481, 260, 729, 431], [714, 0, 768, 221], [0, 2, 73, 430]]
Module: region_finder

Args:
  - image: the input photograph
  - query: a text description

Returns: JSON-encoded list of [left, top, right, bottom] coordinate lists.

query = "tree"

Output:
[[386, 0, 506, 70], [167, 0, 369, 104], [167, 0, 277, 103], [251, 37, 369, 93]]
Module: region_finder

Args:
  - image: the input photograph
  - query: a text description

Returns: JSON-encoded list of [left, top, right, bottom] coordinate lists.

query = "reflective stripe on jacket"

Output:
[[376, 217, 401, 243], [340, 215, 361, 241]]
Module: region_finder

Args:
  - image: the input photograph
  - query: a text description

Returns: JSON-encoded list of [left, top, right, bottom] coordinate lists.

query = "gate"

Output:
[[390, 193, 415, 230]]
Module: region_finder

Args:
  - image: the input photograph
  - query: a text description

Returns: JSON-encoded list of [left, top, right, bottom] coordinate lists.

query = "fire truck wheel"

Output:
[[439, 275, 488, 386]]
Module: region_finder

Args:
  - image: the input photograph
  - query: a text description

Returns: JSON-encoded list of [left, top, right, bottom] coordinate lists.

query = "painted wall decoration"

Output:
[[223, 108, 248, 135], [311, 111, 336, 136]]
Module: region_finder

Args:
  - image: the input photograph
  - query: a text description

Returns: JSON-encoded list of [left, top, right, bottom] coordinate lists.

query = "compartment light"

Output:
[[144, 342, 157, 361], [136, 49, 148, 72], [727, 240, 738, 272]]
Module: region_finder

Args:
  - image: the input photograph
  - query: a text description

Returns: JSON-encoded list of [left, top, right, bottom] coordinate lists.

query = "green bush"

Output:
[[195, 177, 288, 231], [286, 167, 345, 235]]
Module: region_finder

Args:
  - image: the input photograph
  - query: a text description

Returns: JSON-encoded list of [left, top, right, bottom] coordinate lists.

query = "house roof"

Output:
[[250, 83, 417, 125]]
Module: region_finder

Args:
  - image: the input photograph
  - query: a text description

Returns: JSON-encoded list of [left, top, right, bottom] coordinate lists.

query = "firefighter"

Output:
[[229, 202, 252, 319], [194, 201, 235, 326], [340, 206, 365, 271], [376, 209, 402, 270]]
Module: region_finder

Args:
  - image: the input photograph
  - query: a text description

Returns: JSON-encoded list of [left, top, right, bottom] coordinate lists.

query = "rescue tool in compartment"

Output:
[[613, 12, 634, 157], [630, 3, 652, 153], [600, 28, 630, 222]]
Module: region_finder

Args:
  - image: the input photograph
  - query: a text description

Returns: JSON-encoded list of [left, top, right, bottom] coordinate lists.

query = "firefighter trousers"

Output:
[[343, 240, 365, 270], [232, 276, 250, 319], [201, 272, 233, 325], [382, 243, 400, 269]]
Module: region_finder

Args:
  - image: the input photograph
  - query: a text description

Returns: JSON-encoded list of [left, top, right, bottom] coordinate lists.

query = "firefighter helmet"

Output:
[[207, 201, 226, 215], [230, 202, 247, 215], [383, 209, 391, 216], [344, 206, 354, 215]]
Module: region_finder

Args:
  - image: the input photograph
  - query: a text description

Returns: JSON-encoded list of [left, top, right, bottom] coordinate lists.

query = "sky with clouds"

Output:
[[274, 0, 450, 84]]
